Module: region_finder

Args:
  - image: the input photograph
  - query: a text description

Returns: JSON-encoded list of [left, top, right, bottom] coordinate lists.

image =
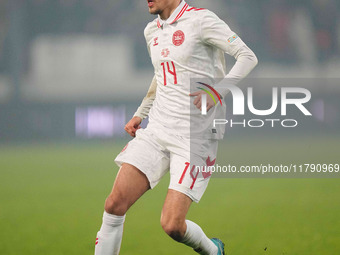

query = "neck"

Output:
[[159, 0, 181, 20]]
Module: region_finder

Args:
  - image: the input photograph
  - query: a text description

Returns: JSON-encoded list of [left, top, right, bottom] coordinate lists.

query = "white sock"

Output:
[[95, 211, 126, 255], [181, 220, 218, 255]]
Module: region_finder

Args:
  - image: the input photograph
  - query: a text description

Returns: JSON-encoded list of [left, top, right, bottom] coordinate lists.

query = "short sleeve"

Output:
[[200, 10, 245, 56]]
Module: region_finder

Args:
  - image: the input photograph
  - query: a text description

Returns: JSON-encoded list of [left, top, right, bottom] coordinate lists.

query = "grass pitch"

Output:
[[0, 136, 339, 255]]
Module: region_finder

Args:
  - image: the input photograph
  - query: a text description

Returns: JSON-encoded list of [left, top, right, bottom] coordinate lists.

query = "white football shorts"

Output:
[[115, 122, 218, 203]]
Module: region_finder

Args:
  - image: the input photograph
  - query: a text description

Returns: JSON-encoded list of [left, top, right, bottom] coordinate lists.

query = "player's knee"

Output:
[[104, 196, 128, 216], [160, 218, 185, 241]]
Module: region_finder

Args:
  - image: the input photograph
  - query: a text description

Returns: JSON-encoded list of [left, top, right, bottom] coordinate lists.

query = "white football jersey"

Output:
[[144, 0, 253, 139]]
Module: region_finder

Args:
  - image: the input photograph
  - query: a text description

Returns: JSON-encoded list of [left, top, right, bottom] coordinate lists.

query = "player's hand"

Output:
[[189, 91, 215, 112], [124, 116, 142, 137]]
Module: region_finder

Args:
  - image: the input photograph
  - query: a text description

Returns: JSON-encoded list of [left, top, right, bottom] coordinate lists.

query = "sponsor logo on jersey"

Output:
[[172, 30, 185, 46], [161, 48, 170, 58], [227, 34, 239, 44]]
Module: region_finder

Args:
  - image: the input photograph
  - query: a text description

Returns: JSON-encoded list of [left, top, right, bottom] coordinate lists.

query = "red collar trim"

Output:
[[170, 3, 189, 24], [157, 2, 189, 28], [186, 7, 205, 12]]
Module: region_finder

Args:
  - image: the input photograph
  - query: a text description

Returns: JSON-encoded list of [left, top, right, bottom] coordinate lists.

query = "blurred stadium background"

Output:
[[0, 0, 340, 141], [1, 0, 340, 254]]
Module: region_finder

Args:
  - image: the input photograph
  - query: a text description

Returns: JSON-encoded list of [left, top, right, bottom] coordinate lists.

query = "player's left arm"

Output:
[[216, 42, 258, 98], [192, 10, 258, 109]]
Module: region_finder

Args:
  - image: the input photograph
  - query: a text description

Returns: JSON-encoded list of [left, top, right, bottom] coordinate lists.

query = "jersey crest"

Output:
[[172, 30, 185, 46]]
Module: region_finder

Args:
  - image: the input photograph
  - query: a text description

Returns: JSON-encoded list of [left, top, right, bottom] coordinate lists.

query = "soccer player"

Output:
[[95, 0, 258, 254]]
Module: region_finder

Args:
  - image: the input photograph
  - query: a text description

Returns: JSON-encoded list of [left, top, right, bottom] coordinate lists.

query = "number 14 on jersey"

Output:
[[161, 61, 177, 86]]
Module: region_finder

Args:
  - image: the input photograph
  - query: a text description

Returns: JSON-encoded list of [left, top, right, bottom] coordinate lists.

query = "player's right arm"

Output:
[[124, 76, 157, 137], [125, 21, 158, 137]]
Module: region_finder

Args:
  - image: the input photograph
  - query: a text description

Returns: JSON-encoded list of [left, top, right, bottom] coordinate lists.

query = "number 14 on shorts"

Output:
[[178, 159, 215, 189]]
